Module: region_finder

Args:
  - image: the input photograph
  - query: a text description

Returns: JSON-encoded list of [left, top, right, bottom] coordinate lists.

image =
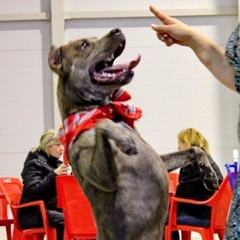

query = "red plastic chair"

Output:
[[0, 190, 13, 240], [56, 175, 97, 240], [165, 176, 233, 240], [0, 177, 57, 240]]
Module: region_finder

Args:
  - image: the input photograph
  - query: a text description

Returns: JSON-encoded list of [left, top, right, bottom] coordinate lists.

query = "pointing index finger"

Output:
[[149, 5, 173, 25]]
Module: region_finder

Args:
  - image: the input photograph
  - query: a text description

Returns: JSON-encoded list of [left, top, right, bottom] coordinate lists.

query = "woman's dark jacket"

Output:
[[175, 155, 223, 219], [19, 150, 62, 220]]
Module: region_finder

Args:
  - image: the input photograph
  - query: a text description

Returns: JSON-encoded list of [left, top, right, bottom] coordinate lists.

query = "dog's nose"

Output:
[[110, 28, 121, 36]]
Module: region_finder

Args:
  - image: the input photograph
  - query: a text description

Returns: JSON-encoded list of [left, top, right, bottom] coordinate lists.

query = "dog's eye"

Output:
[[79, 41, 89, 50]]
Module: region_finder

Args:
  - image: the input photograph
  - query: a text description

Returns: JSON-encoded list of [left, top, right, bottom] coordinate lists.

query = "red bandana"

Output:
[[59, 89, 142, 165]]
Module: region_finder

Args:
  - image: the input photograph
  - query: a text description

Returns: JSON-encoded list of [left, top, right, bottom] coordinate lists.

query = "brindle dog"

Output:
[[48, 28, 218, 240]]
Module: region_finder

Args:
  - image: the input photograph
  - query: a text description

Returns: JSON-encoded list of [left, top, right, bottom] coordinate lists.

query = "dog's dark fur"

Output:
[[48, 29, 219, 240]]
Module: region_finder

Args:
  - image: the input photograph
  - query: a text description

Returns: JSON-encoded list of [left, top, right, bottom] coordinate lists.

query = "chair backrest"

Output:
[[0, 188, 13, 240], [211, 175, 233, 228], [0, 191, 9, 220], [0, 178, 23, 228], [56, 175, 97, 238], [0, 178, 23, 206]]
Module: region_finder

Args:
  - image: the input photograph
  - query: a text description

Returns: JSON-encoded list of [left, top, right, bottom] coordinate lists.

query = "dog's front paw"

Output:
[[191, 147, 208, 167], [190, 147, 219, 191], [202, 167, 219, 191]]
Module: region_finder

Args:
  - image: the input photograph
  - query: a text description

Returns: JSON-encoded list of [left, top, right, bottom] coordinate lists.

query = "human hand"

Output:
[[54, 163, 69, 176], [149, 5, 196, 47]]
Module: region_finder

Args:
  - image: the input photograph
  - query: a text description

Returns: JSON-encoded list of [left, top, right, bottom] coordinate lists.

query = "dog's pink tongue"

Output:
[[102, 55, 141, 73], [129, 55, 141, 69]]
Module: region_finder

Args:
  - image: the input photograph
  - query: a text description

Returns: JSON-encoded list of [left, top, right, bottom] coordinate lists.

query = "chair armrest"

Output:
[[170, 195, 214, 207], [11, 200, 51, 230], [11, 200, 44, 208]]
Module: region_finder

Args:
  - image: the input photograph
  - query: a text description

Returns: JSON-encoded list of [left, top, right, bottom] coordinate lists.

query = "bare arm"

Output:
[[149, 5, 236, 92]]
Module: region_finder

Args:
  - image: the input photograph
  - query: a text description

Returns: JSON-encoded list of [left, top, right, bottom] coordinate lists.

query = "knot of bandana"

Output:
[[59, 88, 142, 165]]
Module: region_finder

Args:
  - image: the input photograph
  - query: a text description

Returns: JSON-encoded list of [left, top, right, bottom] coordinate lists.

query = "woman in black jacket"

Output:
[[19, 129, 69, 240], [171, 128, 223, 240]]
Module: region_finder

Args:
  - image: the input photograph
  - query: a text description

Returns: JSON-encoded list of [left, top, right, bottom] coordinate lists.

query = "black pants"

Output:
[[20, 209, 64, 240]]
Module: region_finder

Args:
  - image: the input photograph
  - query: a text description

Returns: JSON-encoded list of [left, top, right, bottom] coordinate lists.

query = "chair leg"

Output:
[[5, 224, 12, 240], [217, 230, 225, 240], [181, 231, 191, 240], [24, 234, 45, 240], [165, 226, 173, 240], [36, 233, 45, 240], [64, 228, 71, 240], [45, 228, 57, 240], [12, 228, 24, 240], [201, 230, 214, 240]]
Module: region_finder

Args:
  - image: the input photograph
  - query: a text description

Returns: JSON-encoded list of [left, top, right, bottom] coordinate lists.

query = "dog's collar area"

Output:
[[59, 88, 142, 165], [81, 98, 106, 107]]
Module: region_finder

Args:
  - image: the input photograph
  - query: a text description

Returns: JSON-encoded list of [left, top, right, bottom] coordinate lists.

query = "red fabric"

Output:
[[59, 89, 142, 165]]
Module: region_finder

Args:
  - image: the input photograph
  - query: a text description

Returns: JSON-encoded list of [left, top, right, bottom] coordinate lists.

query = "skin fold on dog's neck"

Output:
[[57, 76, 78, 121], [57, 76, 112, 121]]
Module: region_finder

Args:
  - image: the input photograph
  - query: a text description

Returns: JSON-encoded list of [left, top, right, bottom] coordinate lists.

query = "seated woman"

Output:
[[170, 128, 223, 240], [19, 129, 69, 240]]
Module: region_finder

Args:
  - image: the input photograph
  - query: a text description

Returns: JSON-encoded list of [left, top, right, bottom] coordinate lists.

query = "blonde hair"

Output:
[[32, 129, 60, 153], [178, 128, 211, 156]]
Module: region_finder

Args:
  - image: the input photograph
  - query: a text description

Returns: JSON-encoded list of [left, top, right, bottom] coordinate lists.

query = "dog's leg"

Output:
[[70, 119, 138, 192], [89, 119, 138, 188], [70, 130, 118, 192], [95, 119, 138, 155], [161, 147, 219, 190], [160, 147, 207, 171]]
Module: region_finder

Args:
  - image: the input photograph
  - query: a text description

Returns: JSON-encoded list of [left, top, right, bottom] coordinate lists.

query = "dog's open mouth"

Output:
[[92, 41, 141, 85]]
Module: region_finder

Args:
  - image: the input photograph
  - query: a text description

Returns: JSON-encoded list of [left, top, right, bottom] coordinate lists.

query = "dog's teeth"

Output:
[[101, 72, 114, 77], [106, 54, 114, 62]]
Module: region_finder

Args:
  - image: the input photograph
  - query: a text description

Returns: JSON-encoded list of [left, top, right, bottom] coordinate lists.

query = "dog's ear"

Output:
[[48, 45, 63, 74]]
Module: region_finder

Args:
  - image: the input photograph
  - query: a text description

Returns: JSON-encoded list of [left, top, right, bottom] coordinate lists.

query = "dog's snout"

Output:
[[110, 28, 121, 36]]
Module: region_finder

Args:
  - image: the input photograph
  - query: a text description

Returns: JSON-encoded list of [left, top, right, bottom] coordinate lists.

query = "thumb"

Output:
[[151, 24, 171, 35]]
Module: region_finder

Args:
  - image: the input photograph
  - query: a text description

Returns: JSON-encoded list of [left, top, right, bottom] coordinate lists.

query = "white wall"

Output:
[[0, 0, 239, 181], [0, 1, 239, 240]]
